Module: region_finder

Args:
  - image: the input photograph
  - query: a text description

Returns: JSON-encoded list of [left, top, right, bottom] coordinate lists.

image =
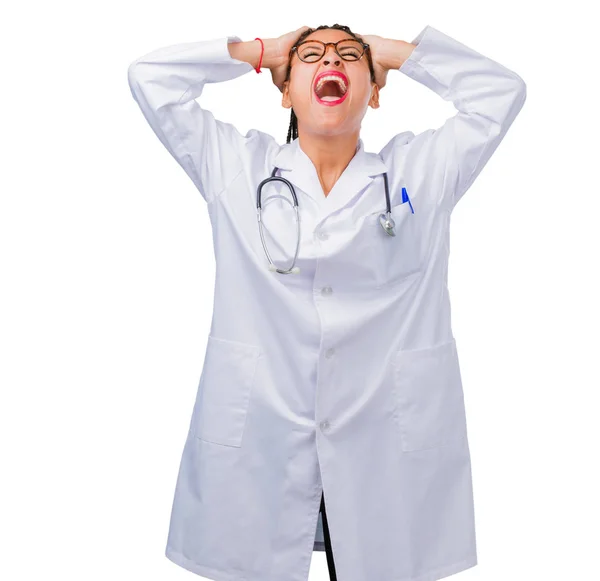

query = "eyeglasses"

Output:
[[290, 38, 369, 63]]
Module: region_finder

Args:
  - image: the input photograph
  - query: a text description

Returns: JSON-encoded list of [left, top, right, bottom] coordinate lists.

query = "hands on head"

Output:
[[266, 27, 389, 93]]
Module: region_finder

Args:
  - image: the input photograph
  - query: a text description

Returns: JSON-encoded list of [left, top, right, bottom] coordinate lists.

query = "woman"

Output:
[[128, 23, 526, 581]]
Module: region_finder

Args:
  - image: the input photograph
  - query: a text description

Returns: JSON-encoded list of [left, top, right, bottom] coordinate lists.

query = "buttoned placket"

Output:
[[314, 223, 336, 436]]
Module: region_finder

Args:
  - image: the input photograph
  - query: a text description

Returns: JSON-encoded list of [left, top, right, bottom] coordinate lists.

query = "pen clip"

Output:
[[402, 187, 414, 214]]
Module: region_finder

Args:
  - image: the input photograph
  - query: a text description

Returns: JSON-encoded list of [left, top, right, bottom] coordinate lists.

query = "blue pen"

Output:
[[402, 187, 414, 214]]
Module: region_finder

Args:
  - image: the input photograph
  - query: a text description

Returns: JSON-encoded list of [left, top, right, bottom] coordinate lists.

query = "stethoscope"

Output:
[[256, 166, 413, 275]]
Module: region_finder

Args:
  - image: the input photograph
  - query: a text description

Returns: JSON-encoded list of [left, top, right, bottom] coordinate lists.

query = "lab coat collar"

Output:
[[272, 137, 388, 226]]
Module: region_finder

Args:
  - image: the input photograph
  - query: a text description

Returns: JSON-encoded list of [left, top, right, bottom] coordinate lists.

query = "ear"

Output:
[[368, 82, 380, 109], [281, 80, 292, 109]]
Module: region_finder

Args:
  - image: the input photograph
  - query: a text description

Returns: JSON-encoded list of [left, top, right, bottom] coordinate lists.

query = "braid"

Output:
[[287, 109, 298, 143], [284, 23, 375, 144]]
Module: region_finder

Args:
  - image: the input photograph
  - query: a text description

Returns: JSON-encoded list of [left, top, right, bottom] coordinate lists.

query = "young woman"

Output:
[[128, 23, 526, 581]]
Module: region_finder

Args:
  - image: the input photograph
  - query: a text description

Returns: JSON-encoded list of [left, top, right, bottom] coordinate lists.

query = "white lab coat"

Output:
[[128, 24, 526, 581]]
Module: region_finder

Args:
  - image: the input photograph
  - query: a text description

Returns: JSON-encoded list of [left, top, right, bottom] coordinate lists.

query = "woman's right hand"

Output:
[[265, 26, 311, 93]]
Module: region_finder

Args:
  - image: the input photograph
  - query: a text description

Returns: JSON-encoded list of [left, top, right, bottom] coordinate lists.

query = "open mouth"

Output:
[[313, 73, 349, 105]]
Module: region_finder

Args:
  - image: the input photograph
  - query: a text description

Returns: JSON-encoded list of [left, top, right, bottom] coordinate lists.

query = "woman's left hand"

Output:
[[360, 34, 390, 90]]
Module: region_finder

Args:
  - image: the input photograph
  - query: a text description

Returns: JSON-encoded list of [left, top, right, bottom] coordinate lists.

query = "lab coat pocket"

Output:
[[365, 201, 423, 288], [193, 335, 260, 448], [390, 338, 467, 452]]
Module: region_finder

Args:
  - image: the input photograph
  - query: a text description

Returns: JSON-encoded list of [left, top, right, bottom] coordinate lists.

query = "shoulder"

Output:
[[237, 128, 281, 164], [378, 130, 423, 162], [376, 130, 450, 211], [228, 128, 282, 183]]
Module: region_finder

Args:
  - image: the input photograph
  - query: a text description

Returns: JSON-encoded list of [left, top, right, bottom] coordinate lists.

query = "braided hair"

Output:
[[284, 24, 376, 144]]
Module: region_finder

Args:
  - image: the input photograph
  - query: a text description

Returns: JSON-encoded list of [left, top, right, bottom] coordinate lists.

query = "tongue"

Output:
[[319, 95, 342, 102]]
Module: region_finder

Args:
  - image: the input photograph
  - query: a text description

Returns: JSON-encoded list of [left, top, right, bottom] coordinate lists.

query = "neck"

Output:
[[297, 131, 360, 197]]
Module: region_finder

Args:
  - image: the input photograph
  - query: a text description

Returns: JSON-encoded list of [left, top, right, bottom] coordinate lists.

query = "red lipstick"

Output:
[[313, 71, 349, 107]]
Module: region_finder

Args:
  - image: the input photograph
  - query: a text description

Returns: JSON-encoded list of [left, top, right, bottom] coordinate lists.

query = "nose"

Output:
[[322, 44, 341, 66]]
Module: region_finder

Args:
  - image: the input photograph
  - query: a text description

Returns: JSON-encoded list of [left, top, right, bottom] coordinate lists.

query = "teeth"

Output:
[[315, 75, 348, 95]]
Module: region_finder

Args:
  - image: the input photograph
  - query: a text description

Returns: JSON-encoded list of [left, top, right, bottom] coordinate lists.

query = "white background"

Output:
[[1, 1, 598, 580]]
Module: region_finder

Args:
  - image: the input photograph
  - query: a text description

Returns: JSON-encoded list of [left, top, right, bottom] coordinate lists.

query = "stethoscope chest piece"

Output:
[[379, 212, 396, 236]]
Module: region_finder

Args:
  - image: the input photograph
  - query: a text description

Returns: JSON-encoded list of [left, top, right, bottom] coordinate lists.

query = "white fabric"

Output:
[[128, 24, 526, 581]]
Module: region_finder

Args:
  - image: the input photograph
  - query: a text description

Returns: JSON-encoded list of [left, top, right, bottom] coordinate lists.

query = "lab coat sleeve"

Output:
[[127, 36, 260, 203], [397, 25, 527, 210]]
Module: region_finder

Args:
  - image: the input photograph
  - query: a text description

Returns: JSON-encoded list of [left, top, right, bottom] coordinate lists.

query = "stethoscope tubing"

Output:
[[256, 166, 399, 274], [256, 168, 302, 274]]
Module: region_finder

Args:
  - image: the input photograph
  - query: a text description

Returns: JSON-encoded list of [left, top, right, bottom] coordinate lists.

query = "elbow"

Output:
[[127, 60, 140, 87], [511, 72, 527, 106], [514, 77, 527, 117], [520, 79, 527, 105], [127, 59, 147, 100]]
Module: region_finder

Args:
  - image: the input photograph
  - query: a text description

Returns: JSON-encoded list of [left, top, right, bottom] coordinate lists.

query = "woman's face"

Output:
[[282, 28, 380, 137]]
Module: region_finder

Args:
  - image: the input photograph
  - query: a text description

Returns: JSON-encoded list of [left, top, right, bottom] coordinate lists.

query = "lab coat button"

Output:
[[320, 420, 330, 432], [321, 286, 333, 296], [317, 230, 329, 240], [325, 348, 335, 359]]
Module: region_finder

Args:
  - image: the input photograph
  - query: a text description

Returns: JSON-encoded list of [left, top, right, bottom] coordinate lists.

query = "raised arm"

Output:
[[127, 36, 267, 203], [379, 25, 527, 210]]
